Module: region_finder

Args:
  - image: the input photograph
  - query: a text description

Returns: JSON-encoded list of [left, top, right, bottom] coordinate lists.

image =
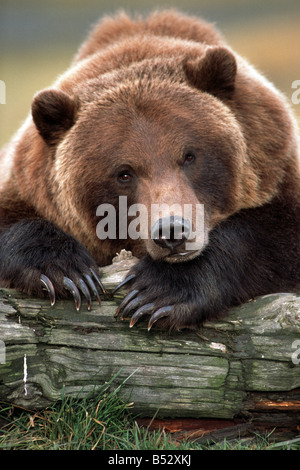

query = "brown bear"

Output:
[[0, 10, 299, 330]]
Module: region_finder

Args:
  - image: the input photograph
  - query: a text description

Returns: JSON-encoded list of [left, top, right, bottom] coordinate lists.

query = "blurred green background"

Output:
[[1, 0, 299, 147]]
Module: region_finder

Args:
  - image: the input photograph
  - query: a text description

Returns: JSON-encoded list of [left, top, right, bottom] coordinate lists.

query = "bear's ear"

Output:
[[183, 46, 237, 100], [31, 89, 79, 145]]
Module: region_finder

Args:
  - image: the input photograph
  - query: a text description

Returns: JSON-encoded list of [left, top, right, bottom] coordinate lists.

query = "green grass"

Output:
[[0, 374, 134, 450], [1, 373, 299, 450]]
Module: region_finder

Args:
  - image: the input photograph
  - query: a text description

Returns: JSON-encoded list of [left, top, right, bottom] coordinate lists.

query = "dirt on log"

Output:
[[0, 251, 299, 436]]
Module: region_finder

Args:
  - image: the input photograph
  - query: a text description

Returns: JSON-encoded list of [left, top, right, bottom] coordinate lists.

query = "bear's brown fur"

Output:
[[0, 10, 299, 329]]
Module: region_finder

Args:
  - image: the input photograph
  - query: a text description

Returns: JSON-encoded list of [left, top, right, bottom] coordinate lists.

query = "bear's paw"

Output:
[[0, 219, 106, 310], [112, 256, 214, 331]]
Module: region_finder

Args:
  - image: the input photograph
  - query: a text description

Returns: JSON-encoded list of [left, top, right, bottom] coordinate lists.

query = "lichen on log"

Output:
[[0, 251, 299, 428]]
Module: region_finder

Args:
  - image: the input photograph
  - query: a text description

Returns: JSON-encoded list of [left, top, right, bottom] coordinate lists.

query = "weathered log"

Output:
[[0, 251, 299, 433]]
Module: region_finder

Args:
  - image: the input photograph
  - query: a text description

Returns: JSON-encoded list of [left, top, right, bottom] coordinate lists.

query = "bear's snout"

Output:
[[151, 215, 190, 251], [149, 215, 203, 263]]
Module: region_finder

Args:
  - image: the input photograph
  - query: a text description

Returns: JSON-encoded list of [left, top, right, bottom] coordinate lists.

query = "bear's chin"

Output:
[[163, 250, 202, 263]]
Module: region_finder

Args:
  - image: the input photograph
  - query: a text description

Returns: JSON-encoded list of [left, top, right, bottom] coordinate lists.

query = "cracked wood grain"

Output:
[[0, 253, 299, 424]]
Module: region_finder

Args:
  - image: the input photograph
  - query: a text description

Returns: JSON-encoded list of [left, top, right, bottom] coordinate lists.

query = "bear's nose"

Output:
[[151, 216, 191, 251]]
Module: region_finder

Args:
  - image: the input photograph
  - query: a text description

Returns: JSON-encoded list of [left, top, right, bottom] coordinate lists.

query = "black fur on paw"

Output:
[[112, 255, 220, 330], [0, 219, 106, 310]]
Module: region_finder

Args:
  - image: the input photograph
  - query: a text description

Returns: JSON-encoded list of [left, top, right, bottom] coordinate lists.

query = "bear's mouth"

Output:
[[164, 250, 201, 263]]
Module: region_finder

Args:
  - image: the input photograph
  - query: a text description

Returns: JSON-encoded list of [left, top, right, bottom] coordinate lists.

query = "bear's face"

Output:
[[31, 47, 257, 264]]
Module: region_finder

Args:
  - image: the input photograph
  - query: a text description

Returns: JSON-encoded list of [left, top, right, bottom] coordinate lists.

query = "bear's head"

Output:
[[31, 46, 260, 265]]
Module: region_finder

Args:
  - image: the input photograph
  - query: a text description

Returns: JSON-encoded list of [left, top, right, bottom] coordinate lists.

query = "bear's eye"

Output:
[[118, 170, 133, 183], [183, 153, 195, 166]]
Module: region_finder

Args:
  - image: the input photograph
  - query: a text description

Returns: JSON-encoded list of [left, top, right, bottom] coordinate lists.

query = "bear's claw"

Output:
[[113, 270, 177, 329], [40, 267, 105, 311], [147, 306, 173, 330], [129, 303, 154, 328], [40, 274, 56, 306], [83, 273, 101, 305], [120, 296, 143, 320], [114, 288, 139, 318], [129, 304, 173, 330], [63, 277, 82, 311], [112, 274, 136, 295], [115, 285, 174, 329], [78, 278, 92, 311], [90, 268, 107, 297]]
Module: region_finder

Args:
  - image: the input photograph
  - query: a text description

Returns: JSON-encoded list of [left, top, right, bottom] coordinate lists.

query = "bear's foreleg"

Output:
[[113, 208, 296, 330], [0, 218, 105, 309]]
